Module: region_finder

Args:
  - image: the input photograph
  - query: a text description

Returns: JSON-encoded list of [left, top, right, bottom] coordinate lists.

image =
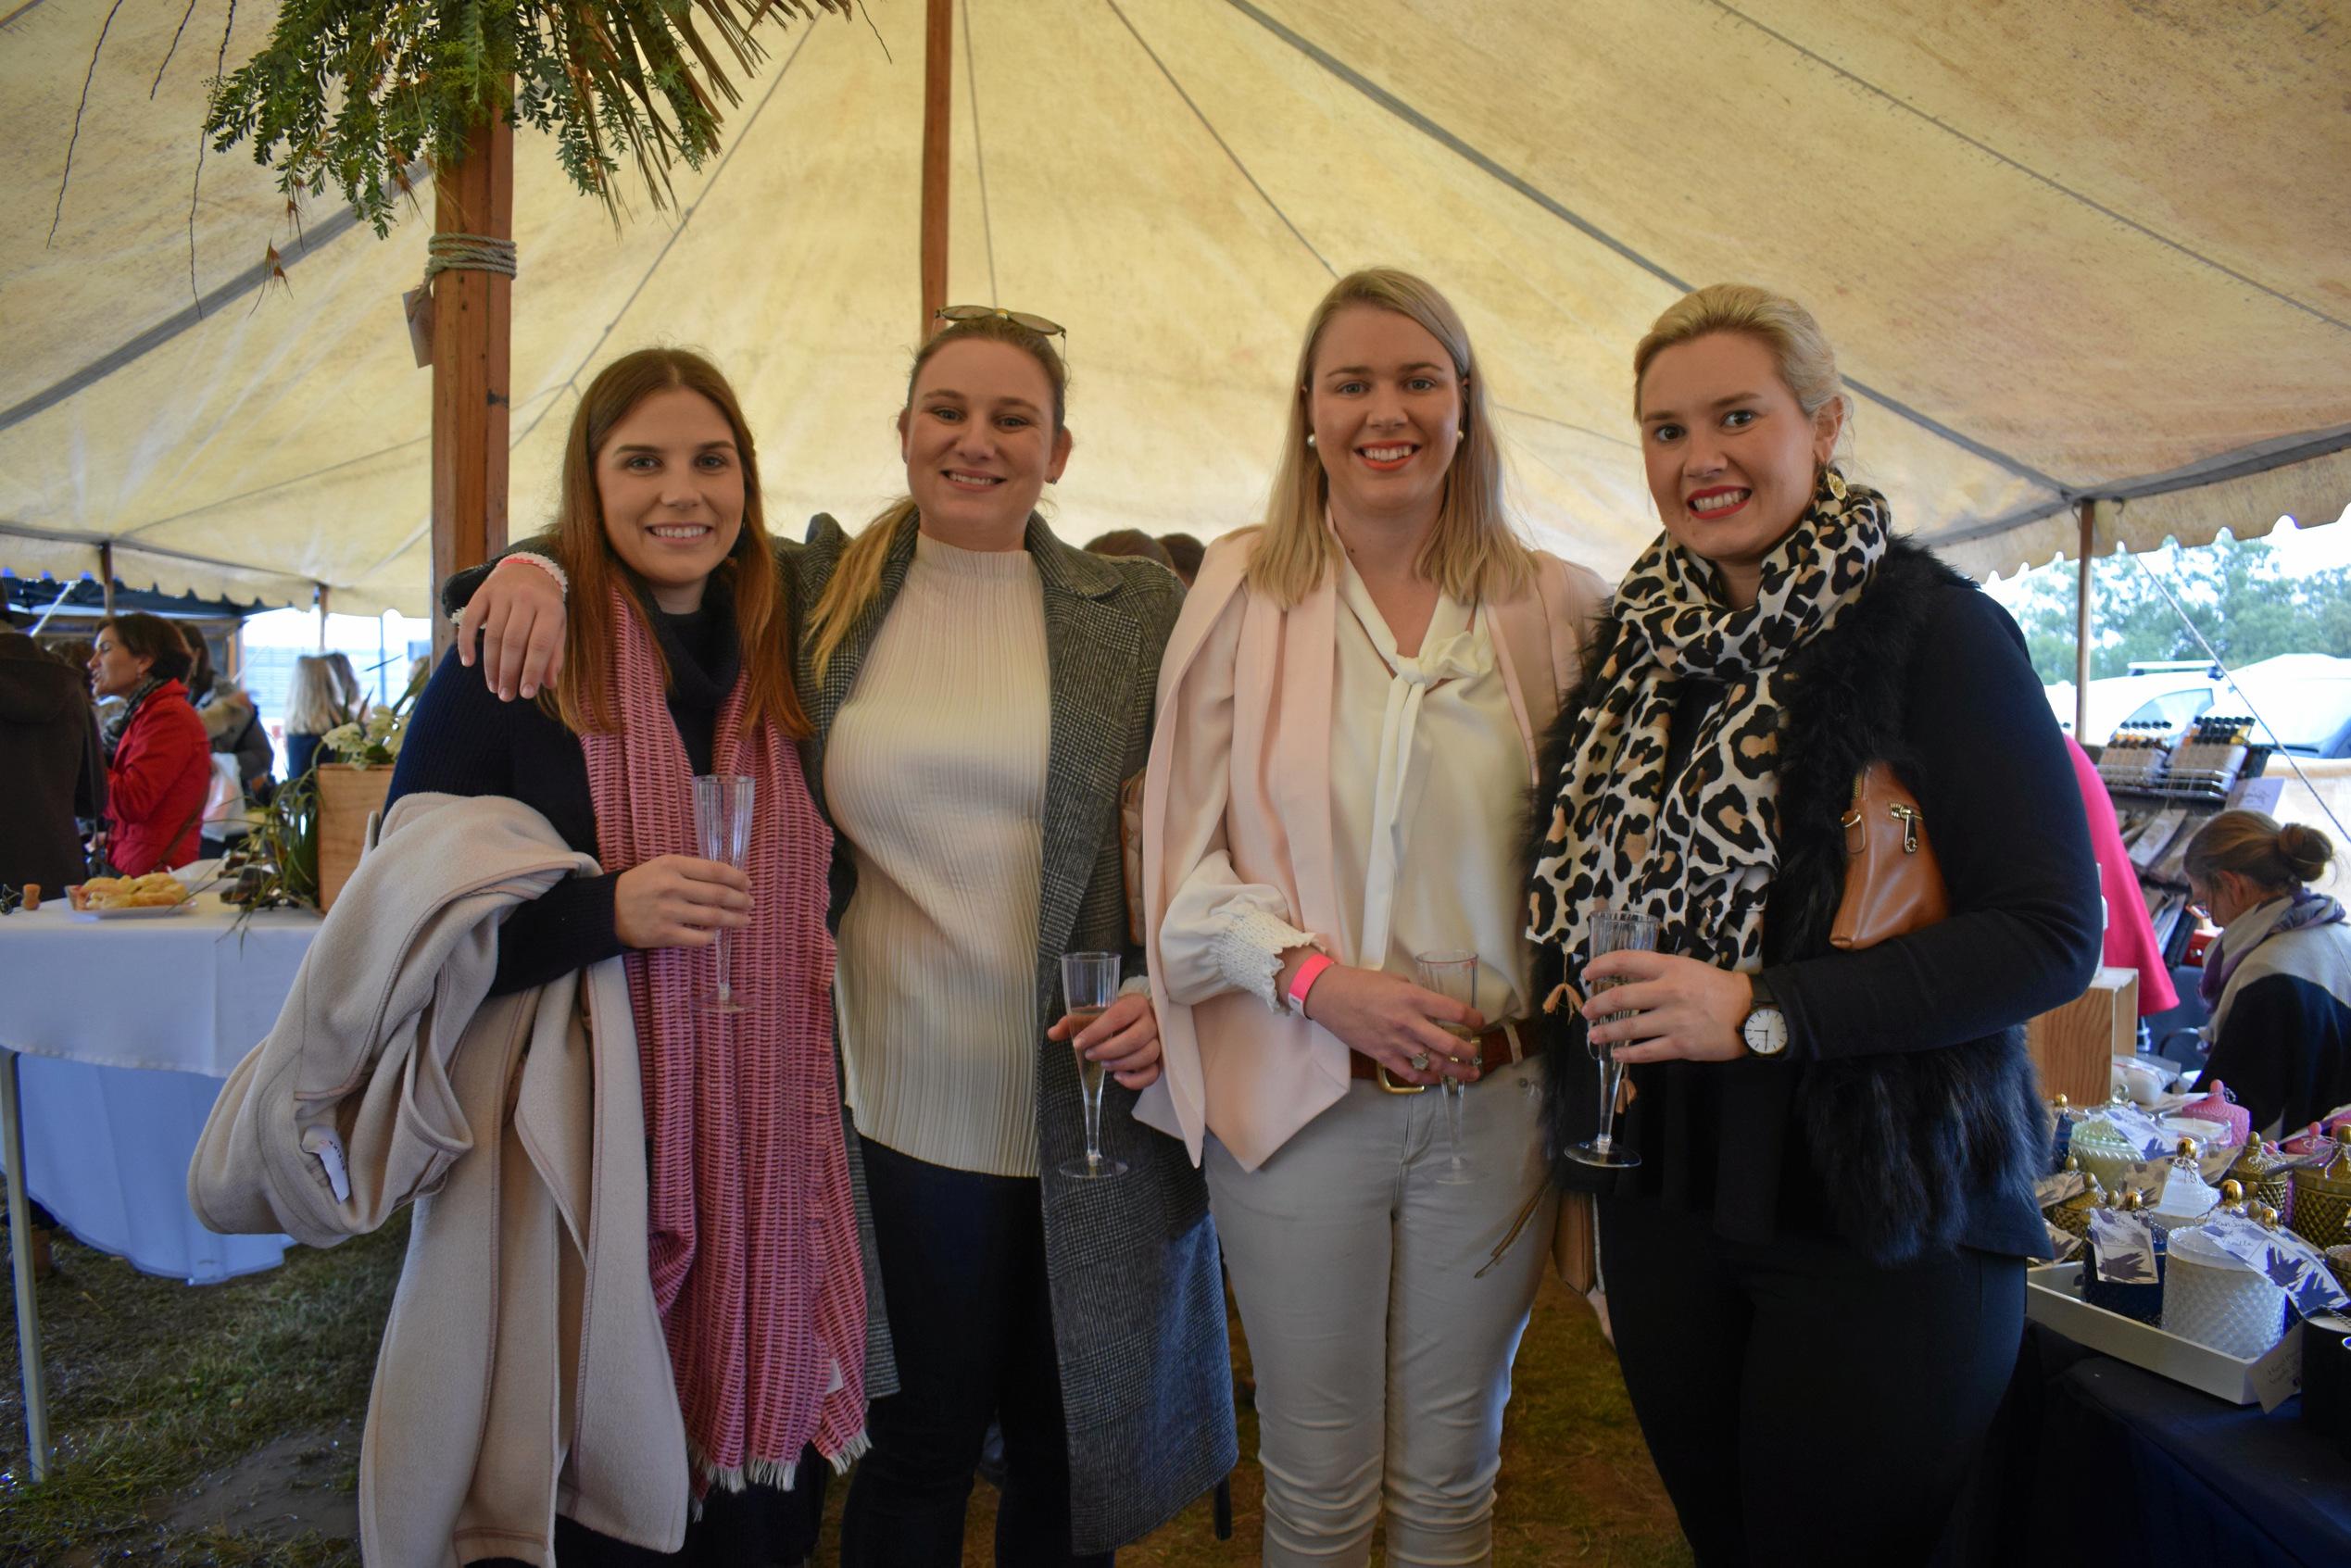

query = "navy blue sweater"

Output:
[[386, 595, 736, 996]]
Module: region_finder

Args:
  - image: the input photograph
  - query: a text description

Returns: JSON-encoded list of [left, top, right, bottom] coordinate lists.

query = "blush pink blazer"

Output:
[[1137, 529, 1606, 1170]]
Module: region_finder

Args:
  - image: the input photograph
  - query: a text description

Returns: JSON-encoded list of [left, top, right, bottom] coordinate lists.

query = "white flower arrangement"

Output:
[[320, 660, 427, 770]]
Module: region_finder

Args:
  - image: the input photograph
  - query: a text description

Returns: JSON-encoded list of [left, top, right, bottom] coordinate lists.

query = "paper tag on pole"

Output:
[[404, 285, 434, 368]]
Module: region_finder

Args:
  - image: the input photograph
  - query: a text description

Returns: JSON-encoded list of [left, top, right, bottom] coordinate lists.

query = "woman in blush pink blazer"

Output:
[[1137, 268, 1604, 1567]]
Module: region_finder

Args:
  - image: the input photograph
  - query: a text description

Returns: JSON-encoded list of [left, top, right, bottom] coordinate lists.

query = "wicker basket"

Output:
[[314, 763, 393, 914], [2163, 1253, 2290, 1360]]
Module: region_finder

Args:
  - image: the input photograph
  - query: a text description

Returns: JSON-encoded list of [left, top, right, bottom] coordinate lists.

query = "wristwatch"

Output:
[[1741, 974, 1790, 1058]]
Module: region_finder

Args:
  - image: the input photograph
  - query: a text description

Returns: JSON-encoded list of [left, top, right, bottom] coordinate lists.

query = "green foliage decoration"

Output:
[[202, 0, 852, 236]]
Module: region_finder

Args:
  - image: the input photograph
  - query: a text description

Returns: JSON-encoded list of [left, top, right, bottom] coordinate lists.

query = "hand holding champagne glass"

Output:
[[1565, 909, 1660, 1169], [1059, 952, 1128, 1180], [692, 774, 754, 1014], [1414, 949, 1481, 1185]]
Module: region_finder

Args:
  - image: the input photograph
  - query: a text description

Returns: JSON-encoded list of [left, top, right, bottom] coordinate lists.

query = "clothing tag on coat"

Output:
[[301, 1127, 353, 1205]]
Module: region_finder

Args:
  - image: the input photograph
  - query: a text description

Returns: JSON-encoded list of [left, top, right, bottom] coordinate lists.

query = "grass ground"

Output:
[[0, 1212, 1689, 1566]]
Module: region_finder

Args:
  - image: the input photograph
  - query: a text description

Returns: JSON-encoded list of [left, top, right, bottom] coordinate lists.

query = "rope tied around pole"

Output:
[[405, 234, 515, 368], [422, 233, 518, 283]]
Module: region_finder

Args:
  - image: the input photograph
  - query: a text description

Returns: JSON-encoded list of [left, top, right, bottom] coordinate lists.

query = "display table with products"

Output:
[[0, 889, 316, 1480], [1958, 1321, 2351, 1567]]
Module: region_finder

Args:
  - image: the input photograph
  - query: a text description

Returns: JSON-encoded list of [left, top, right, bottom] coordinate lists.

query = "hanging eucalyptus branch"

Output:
[[202, 0, 852, 236]]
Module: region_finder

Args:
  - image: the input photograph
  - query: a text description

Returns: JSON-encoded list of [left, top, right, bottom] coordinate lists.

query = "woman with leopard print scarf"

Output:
[[1526, 284, 2100, 1567]]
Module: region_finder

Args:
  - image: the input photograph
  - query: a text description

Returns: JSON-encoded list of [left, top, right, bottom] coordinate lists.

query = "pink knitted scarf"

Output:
[[579, 587, 867, 1496]]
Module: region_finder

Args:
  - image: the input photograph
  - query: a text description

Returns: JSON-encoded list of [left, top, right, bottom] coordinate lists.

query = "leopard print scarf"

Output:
[[1527, 466, 1891, 978]]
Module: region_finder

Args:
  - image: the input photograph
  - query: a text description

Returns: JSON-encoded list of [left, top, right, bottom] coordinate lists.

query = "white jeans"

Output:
[[1205, 1063, 1556, 1566]]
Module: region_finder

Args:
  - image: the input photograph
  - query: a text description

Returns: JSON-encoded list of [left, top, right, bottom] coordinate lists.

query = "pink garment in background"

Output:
[[2065, 735, 2180, 1016]]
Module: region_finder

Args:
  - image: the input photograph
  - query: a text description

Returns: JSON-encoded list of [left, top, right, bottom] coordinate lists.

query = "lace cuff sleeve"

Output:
[[1213, 905, 1319, 1013]]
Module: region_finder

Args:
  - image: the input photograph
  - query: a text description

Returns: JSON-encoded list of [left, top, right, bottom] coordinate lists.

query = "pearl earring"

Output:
[[1305, 433, 1317, 449]]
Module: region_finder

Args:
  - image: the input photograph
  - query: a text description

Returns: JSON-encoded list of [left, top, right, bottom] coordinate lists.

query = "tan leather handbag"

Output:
[[1829, 762, 1949, 949]]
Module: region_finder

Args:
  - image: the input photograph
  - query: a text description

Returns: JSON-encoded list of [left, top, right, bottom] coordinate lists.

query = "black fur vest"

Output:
[[1531, 539, 2050, 1266]]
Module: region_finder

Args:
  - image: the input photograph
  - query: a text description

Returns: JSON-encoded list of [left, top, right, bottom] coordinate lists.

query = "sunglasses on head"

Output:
[[935, 305, 1066, 339]]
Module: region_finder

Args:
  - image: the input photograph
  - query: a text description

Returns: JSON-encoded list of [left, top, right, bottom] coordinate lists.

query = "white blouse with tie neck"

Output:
[[1157, 554, 1536, 1028]]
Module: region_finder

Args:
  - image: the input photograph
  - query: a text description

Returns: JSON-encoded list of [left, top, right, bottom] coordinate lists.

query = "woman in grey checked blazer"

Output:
[[447, 313, 1236, 1565]]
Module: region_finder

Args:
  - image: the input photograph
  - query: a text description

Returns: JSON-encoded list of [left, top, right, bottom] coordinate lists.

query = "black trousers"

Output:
[[1599, 1195, 2023, 1568], [470, 1452, 824, 1568], [838, 1138, 1109, 1568]]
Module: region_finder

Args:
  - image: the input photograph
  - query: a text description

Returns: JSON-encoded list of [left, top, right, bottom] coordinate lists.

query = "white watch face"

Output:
[[1744, 1007, 1789, 1056]]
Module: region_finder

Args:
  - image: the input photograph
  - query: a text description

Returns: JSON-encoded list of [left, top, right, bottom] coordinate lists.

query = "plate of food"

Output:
[[68, 873, 195, 920]]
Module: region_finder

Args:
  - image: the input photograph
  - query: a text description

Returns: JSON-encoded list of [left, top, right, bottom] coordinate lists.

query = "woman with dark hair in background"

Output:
[[86, 613, 212, 874], [2185, 809, 2349, 1135]]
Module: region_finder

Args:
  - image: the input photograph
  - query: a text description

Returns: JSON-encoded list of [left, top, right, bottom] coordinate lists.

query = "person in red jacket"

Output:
[[87, 614, 211, 874]]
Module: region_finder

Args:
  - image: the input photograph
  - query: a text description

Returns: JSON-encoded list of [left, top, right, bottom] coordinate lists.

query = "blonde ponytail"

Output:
[[806, 499, 919, 681]]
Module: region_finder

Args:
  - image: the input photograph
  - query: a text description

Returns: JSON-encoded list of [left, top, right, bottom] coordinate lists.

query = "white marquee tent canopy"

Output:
[[5, 0, 2348, 617]]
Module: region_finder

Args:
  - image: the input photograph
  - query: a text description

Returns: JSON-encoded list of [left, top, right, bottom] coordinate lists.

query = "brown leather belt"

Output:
[[1347, 1021, 1540, 1094]]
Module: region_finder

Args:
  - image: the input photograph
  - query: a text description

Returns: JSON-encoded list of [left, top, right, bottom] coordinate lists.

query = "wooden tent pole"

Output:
[[2074, 498, 2097, 743], [920, 0, 953, 338], [429, 108, 515, 664], [97, 542, 114, 617]]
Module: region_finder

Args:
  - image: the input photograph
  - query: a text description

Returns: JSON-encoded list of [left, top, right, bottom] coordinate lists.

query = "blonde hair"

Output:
[[807, 313, 1071, 678], [283, 655, 346, 736], [2183, 809, 2336, 892], [1633, 282, 1850, 458], [1248, 268, 1532, 608]]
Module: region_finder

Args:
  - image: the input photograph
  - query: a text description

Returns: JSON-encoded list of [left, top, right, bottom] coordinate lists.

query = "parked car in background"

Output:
[[2226, 654, 2351, 758], [2047, 655, 2351, 758], [2046, 661, 2225, 744]]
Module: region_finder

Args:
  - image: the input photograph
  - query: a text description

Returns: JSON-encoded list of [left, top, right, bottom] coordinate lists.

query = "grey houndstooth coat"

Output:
[[789, 511, 1238, 1554]]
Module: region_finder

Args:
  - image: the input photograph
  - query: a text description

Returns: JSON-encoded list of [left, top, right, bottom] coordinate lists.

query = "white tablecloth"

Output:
[[0, 892, 319, 1283]]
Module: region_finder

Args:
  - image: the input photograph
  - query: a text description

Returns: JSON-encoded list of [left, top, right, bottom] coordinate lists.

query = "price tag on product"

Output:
[[2250, 1344, 2302, 1413]]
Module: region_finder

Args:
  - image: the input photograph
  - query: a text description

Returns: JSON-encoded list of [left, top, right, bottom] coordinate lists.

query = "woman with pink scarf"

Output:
[[389, 348, 867, 1566]]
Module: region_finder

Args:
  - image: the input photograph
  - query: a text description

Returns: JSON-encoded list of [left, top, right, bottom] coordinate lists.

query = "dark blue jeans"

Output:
[[840, 1138, 1111, 1568]]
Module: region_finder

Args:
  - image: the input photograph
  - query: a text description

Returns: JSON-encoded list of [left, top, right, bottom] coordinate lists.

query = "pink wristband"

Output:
[[1287, 952, 1335, 1014]]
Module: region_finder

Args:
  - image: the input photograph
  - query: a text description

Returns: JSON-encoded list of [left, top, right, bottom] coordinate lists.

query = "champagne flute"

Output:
[[1414, 949, 1481, 1186], [1059, 951, 1128, 1180], [692, 774, 754, 1015], [1564, 909, 1660, 1169]]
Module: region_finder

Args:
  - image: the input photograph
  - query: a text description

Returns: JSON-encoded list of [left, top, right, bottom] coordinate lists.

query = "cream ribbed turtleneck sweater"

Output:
[[825, 533, 1051, 1176]]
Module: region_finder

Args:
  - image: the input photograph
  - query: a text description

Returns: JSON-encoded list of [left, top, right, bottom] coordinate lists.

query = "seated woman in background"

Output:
[[87, 613, 212, 875], [2185, 810, 2349, 1135]]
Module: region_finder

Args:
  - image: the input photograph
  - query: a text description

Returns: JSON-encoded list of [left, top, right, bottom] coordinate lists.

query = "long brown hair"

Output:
[[804, 313, 1070, 678], [545, 347, 809, 740], [1250, 267, 1532, 608]]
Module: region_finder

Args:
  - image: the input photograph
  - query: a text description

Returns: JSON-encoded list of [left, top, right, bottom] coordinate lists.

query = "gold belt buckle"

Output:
[[1376, 1063, 1428, 1095]]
